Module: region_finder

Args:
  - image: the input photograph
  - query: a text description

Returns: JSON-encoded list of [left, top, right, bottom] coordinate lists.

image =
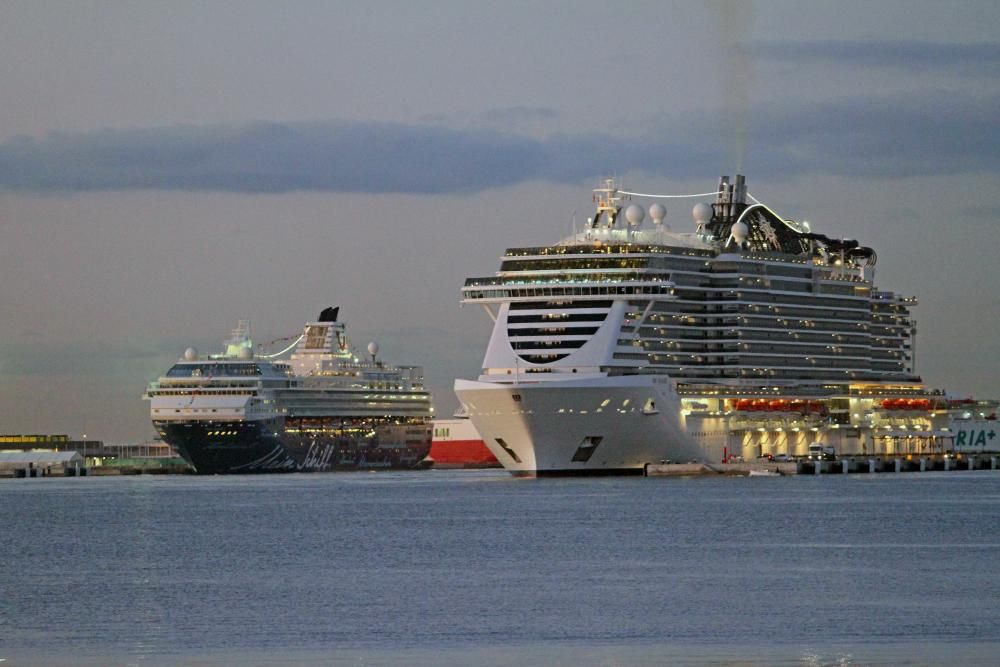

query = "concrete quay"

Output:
[[645, 454, 1000, 477], [796, 453, 998, 475], [0, 464, 193, 479], [644, 462, 797, 476]]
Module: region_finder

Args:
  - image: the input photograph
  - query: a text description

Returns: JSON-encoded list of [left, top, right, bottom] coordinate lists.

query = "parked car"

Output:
[[773, 453, 793, 462], [807, 443, 837, 461]]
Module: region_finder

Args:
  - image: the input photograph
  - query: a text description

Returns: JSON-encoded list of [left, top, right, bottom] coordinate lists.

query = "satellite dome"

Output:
[[649, 203, 667, 225], [183, 347, 198, 361], [367, 341, 379, 357], [693, 202, 713, 225], [624, 204, 645, 226], [237, 346, 253, 360], [731, 221, 749, 245]]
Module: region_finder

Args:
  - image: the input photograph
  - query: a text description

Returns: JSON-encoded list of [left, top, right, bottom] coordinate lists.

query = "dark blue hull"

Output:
[[157, 419, 432, 474]]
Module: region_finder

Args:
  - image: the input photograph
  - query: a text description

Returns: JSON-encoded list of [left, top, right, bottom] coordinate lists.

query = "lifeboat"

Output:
[[881, 398, 932, 411]]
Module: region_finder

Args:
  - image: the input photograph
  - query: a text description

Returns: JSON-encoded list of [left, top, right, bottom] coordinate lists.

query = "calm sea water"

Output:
[[1, 470, 999, 666]]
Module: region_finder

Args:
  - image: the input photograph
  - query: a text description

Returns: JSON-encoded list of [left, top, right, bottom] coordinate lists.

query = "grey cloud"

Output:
[[478, 106, 559, 127], [0, 122, 543, 194], [0, 121, 709, 194], [746, 40, 1000, 73], [742, 92, 1000, 178], [420, 107, 560, 130], [0, 91, 997, 195]]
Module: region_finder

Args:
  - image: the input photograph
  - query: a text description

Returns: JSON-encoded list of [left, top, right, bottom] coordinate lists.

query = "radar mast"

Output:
[[591, 176, 626, 228]]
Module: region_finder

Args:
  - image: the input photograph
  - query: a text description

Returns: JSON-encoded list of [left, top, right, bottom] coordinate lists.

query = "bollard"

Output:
[[814, 460, 821, 475], [969, 457, 975, 471], [920, 458, 926, 472], [842, 459, 849, 474], [893, 458, 901, 473], [992, 457, 997, 471], [868, 459, 876, 474]]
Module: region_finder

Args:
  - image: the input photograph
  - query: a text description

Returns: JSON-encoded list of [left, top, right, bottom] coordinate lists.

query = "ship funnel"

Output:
[[735, 174, 746, 204], [713, 174, 749, 223]]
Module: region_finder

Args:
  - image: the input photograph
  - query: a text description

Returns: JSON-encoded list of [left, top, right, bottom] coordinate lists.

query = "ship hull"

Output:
[[157, 419, 431, 474], [429, 418, 500, 467], [454, 375, 704, 476], [428, 441, 501, 467]]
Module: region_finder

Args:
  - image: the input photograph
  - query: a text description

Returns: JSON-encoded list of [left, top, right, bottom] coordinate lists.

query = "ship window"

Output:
[[166, 363, 261, 377], [571, 436, 604, 463]]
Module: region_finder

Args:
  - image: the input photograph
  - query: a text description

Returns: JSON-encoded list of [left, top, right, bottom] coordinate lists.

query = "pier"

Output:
[[0, 451, 86, 478], [644, 453, 999, 477], [0, 434, 191, 478]]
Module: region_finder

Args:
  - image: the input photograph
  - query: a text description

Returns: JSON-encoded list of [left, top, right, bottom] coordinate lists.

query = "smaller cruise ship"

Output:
[[145, 307, 432, 473]]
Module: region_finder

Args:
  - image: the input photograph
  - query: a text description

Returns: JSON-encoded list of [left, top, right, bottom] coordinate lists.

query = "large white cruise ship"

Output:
[[455, 175, 995, 475]]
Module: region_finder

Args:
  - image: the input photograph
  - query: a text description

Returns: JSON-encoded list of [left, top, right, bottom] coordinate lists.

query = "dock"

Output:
[[0, 465, 193, 479], [644, 453, 1000, 477], [644, 462, 796, 476]]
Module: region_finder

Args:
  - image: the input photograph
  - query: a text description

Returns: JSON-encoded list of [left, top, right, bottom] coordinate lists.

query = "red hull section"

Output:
[[429, 439, 499, 466], [431, 418, 499, 468]]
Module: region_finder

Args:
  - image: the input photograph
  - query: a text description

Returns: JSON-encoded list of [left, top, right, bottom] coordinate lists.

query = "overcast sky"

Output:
[[1, 0, 998, 442]]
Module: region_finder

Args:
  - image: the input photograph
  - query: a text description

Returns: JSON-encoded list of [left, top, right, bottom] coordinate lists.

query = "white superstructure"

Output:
[[147, 313, 430, 429], [456, 175, 994, 475]]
